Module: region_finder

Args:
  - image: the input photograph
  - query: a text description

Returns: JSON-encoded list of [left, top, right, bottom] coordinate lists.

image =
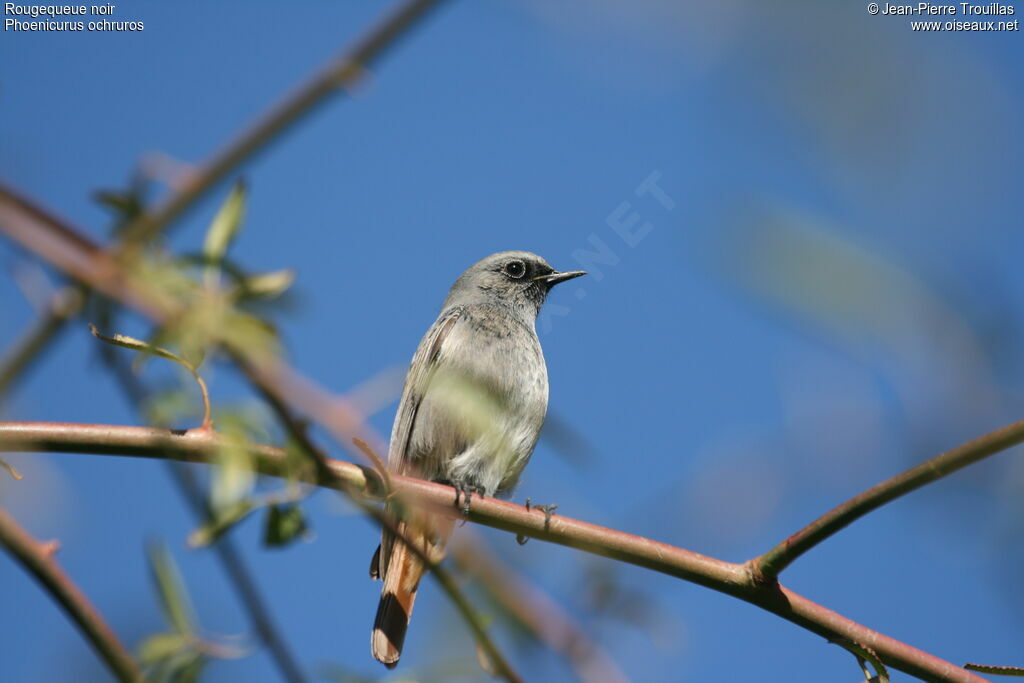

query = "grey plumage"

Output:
[[370, 250, 585, 667]]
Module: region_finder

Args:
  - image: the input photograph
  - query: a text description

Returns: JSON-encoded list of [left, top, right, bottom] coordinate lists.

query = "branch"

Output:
[[121, 0, 446, 245], [0, 506, 142, 682], [0, 420, 988, 683], [753, 416, 1024, 581], [0, 287, 83, 398]]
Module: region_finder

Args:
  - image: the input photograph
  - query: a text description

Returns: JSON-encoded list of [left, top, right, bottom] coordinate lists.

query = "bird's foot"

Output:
[[518, 498, 558, 543], [535, 502, 558, 530], [451, 482, 485, 520]]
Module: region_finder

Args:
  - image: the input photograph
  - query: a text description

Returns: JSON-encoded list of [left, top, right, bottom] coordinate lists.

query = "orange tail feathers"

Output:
[[371, 516, 454, 667]]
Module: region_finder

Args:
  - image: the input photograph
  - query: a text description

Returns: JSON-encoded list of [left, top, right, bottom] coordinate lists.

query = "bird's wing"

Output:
[[387, 305, 464, 472], [370, 307, 465, 666]]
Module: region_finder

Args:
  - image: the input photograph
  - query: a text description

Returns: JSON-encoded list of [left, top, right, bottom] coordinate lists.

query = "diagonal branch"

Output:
[[0, 287, 83, 399], [0, 183, 385, 457], [753, 416, 1024, 581], [0, 506, 142, 683], [0, 420, 989, 683], [121, 0, 447, 245]]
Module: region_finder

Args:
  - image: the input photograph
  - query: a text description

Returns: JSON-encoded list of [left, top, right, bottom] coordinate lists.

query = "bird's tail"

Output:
[[371, 516, 453, 667]]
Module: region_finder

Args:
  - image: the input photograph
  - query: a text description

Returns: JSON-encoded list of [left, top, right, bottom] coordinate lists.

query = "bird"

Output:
[[369, 250, 585, 667]]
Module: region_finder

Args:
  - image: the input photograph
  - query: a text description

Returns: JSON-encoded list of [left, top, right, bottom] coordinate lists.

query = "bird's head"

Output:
[[444, 251, 586, 319]]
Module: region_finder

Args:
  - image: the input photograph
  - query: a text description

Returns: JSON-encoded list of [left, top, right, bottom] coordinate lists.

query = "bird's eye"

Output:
[[504, 261, 526, 279]]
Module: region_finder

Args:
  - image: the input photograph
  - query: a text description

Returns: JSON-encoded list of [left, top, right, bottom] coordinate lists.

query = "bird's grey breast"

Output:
[[410, 304, 548, 495]]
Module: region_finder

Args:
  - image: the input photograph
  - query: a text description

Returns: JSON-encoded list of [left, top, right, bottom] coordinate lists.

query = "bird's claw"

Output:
[[518, 498, 557, 544], [453, 483, 484, 521], [535, 503, 558, 530]]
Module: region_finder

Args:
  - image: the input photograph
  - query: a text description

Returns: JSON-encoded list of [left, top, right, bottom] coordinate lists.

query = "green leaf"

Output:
[[264, 504, 309, 547], [147, 542, 196, 635], [209, 421, 256, 510], [188, 498, 257, 548], [90, 323, 211, 427], [240, 268, 295, 299], [202, 180, 247, 279], [89, 324, 194, 372], [168, 653, 206, 683], [964, 663, 1024, 676], [139, 632, 188, 665]]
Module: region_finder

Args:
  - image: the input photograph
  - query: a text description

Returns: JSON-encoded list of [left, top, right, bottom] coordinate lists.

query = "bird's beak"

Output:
[[535, 270, 586, 286]]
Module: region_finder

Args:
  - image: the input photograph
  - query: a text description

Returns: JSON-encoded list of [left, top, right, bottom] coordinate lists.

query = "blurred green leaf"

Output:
[[240, 268, 295, 299], [188, 499, 257, 549], [143, 387, 194, 430], [147, 542, 196, 635], [203, 180, 247, 285], [139, 633, 188, 666], [168, 653, 206, 683], [263, 503, 309, 547], [210, 419, 256, 511]]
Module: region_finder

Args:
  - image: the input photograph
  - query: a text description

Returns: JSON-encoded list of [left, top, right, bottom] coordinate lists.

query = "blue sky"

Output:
[[2, 2, 1024, 681]]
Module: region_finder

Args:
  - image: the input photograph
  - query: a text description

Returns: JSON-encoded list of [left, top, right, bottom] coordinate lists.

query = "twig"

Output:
[[0, 286, 83, 398], [0, 420, 989, 683], [0, 506, 142, 682], [353, 436, 393, 496], [753, 417, 1024, 581], [120, 0, 447, 246]]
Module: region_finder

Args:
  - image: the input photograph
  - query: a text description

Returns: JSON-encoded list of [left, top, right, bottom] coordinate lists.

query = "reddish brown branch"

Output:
[[0, 506, 142, 682], [754, 417, 1024, 581], [0, 420, 988, 683]]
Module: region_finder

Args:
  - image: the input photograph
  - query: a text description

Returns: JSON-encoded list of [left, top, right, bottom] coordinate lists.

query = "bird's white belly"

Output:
[[411, 319, 548, 496]]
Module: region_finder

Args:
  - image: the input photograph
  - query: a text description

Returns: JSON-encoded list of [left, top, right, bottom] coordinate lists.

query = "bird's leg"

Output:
[[517, 498, 533, 544], [443, 479, 485, 519], [534, 503, 558, 531]]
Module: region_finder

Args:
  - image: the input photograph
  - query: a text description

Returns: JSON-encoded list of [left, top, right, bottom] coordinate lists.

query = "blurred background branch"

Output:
[[0, 507, 142, 683]]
